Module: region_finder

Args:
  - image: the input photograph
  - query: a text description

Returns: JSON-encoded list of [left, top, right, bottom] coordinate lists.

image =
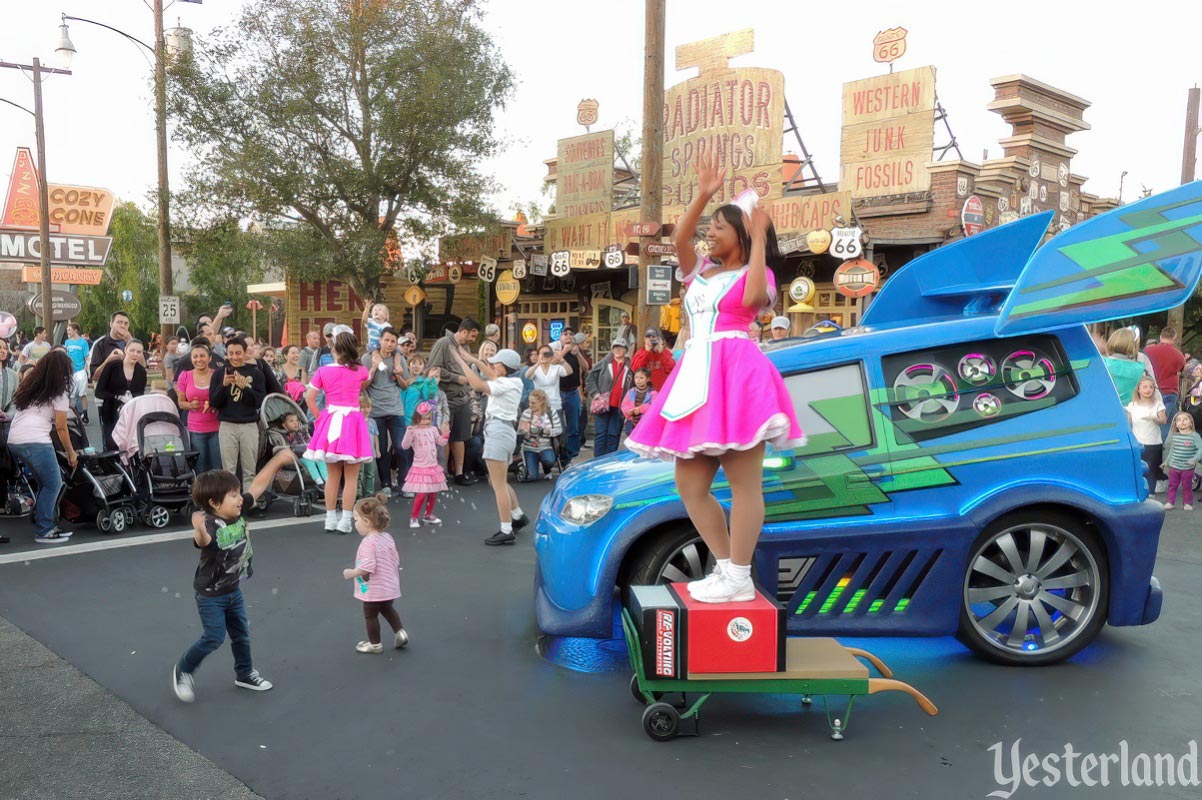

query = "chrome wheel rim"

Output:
[[149, 506, 170, 528], [655, 537, 713, 584], [964, 523, 1101, 657]]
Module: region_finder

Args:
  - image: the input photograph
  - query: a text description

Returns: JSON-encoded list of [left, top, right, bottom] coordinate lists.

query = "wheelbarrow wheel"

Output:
[[642, 702, 680, 742], [630, 674, 662, 705]]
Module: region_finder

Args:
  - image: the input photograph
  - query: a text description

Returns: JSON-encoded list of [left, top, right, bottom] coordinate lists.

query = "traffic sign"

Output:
[[404, 285, 427, 306], [549, 251, 571, 277], [626, 221, 661, 237], [603, 249, 624, 268], [27, 290, 82, 321], [478, 257, 497, 283], [158, 294, 181, 325], [646, 264, 673, 306], [829, 226, 863, 259], [645, 242, 676, 256], [961, 195, 986, 236], [448, 264, 462, 284], [512, 259, 527, 279]]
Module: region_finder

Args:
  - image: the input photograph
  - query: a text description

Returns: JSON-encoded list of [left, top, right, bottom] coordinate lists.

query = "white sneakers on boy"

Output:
[[689, 573, 756, 604], [172, 665, 195, 703]]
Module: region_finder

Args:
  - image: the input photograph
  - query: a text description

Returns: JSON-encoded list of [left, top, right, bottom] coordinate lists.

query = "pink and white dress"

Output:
[[304, 363, 373, 463], [401, 425, 450, 494], [625, 259, 805, 460]]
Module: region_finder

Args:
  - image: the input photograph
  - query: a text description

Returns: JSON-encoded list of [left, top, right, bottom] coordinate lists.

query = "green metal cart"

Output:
[[622, 609, 938, 742]]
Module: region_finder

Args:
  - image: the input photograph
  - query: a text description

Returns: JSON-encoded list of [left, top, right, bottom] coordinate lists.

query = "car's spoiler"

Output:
[[859, 181, 1202, 336]]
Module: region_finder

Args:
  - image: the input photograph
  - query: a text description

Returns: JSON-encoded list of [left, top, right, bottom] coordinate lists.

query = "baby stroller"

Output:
[[256, 393, 321, 516], [511, 419, 566, 482], [0, 416, 34, 519], [132, 411, 199, 528], [55, 411, 140, 533]]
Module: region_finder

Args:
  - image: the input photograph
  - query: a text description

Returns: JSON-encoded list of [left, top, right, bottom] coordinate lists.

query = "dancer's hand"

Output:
[[695, 151, 726, 198]]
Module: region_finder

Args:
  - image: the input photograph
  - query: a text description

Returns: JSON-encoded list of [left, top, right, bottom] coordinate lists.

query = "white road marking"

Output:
[[0, 517, 308, 565]]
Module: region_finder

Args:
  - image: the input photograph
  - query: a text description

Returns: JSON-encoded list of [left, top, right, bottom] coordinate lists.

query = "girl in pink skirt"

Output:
[[625, 153, 806, 603], [304, 330, 373, 534], [401, 401, 450, 528]]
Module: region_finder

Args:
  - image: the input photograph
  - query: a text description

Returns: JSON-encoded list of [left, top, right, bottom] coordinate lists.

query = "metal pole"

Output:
[[32, 58, 54, 334], [1168, 87, 1201, 339], [154, 0, 174, 341], [638, 0, 665, 335]]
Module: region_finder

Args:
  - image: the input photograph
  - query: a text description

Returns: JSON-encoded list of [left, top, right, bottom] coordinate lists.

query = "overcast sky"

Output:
[[1, 0, 1197, 224]]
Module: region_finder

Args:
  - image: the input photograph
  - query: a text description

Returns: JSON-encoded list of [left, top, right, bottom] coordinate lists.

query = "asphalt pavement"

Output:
[[2, 482, 1201, 800]]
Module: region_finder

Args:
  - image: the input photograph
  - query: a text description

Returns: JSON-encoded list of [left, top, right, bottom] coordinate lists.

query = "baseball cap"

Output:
[[221, 326, 236, 337], [331, 324, 354, 338], [612, 338, 628, 349], [488, 348, 521, 370], [771, 316, 790, 330], [323, 323, 336, 336]]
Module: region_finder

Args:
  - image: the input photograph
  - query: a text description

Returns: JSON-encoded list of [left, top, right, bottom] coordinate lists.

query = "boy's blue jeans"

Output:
[[178, 588, 253, 679]]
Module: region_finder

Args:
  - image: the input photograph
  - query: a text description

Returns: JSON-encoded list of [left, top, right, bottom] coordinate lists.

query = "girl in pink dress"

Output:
[[626, 153, 806, 604], [304, 331, 373, 534], [401, 401, 450, 528]]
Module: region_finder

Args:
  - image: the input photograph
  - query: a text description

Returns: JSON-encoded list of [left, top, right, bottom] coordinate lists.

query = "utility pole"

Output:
[[31, 59, 53, 333], [1168, 87, 1200, 338], [153, 0, 174, 342], [637, 0, 665, 335]]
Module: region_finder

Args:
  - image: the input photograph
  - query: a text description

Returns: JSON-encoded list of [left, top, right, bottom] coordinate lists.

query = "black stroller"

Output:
[[130, 411, 199, 528], [56, 412, 140, 533], [0, 417, 34, 519], [256, 393, 321, 516]]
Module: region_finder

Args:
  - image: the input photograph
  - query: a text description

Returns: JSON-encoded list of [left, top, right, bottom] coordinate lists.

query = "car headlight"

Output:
[[562, 494, 614, 526]]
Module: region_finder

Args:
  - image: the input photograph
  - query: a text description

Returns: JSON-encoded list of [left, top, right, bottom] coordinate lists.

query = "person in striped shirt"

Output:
[[1161, 412, 1202, 510]]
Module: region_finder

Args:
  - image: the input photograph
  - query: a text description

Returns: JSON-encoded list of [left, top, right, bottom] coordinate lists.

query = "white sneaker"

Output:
[[409, 518, 421, 529], [686, 563, 725, 597], [172, 665, 195, 703], [394, 628, 409, 649], [1186, 504, 1194, 511], [689, 573, 755, 604], [422, 515, 442, 526], [1164, 502, 1174, 510], [356, 641, 383, 654], [337, 516, 353, 534]]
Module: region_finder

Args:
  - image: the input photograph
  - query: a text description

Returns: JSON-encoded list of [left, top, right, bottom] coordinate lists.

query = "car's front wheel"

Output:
[[958, 511, 1108, 666], [625, 524, 714, 587]]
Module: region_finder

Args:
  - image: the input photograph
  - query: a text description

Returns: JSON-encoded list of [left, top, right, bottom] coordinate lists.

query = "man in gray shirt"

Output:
[[427, 318, 480, 485], [361, 327, 409, 495]]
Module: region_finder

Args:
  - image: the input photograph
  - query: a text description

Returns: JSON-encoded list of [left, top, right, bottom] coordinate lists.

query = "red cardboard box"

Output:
[[671, 582, 785, 675]]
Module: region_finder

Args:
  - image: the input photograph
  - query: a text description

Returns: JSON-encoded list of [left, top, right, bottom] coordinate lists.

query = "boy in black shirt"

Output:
[[172, 449, 295, 702]]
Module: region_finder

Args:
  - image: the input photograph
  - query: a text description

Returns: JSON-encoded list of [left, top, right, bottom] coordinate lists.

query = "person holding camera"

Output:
[[630, 328, 676, 392]]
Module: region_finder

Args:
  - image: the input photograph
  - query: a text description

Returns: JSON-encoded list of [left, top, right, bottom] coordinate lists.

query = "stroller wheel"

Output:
[[292, 497, 304, 517], [516, 460, 529, 483], [255, 493, 271, 512], [109, 508, 128, 533], [146, 505, 171, 529], [95, 510, 112, 533]]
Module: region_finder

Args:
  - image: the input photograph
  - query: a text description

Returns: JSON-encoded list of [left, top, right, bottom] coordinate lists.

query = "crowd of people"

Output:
[[1103, 325, 1202, 509], [0, 297, 694, 546]]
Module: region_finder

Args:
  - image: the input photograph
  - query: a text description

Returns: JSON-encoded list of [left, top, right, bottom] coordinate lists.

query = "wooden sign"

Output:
[[763, 192, 851, 236], [495, 270, 521, 305], [556, 131, 614, 217], [627, 221, 661, 237], [645, 242, 677, 256], [545, 212, 611, 253], [569, 250, 602, 270], [663, 29, 785, 210], [839, 66, 937, 199]]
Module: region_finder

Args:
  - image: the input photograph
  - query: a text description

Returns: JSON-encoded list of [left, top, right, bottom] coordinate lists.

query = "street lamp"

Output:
[[57, 4, 192, 341], [0, 58, 72, 333]]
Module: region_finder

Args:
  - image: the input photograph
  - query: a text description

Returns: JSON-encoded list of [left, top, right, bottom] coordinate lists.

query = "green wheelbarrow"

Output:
[[622, 609, 938, 742]]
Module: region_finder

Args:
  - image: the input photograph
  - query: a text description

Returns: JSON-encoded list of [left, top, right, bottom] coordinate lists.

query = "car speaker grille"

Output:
[[778, 549, 942, 617]]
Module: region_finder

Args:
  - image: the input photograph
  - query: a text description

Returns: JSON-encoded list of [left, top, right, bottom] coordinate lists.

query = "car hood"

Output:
[[553, 451, 676, 506]]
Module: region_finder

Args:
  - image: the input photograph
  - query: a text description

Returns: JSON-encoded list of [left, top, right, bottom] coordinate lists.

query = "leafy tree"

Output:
[[169, 0, 514, 300], [76, 202, 159, 339], [175, 217, 268, 333]]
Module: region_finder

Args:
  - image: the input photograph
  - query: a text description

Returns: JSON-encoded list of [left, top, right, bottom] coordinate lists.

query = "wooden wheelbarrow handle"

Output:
[[844, 647, 893, 678], [869, 678, 939, 716]]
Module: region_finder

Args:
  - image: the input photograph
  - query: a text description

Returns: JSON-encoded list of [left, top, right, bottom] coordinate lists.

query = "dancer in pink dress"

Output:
[[626, 153, 806, 603], [304, 331, 373, 534]]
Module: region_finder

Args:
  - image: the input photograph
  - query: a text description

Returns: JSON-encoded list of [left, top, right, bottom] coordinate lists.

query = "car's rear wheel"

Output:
[[957, 511, 1108, 666], [625, 524, 714, 587]]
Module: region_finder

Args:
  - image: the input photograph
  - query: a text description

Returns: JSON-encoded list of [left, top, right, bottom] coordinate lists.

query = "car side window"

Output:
[[881, 334, 1078, 443], [780, 363, 873, 455]]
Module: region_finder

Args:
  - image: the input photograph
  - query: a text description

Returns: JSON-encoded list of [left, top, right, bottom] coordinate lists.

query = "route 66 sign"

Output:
[[829, 226, 863, 259], [603, 250, 624, 269], [406, 266, 422, 284], [478, 257, 497, 283], [549, 250, 571, 277], [872, 27, 907, 64], [512, 259, 527, 279]]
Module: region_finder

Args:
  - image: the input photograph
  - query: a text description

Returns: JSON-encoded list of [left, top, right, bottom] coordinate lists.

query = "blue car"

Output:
[[535, 182, 1202, 666]]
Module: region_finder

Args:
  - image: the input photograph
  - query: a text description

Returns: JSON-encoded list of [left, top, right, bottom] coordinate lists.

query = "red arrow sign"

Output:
[[645, 242, 677, 256], [626, 221, 661, 237]]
